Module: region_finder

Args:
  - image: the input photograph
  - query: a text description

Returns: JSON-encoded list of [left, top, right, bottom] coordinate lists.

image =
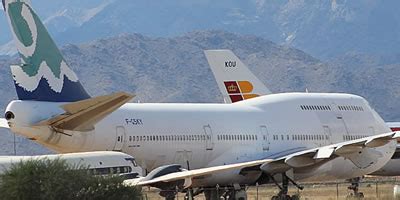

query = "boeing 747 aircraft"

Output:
[[205, 49, 400, 198], [1, 1, 399, 200]]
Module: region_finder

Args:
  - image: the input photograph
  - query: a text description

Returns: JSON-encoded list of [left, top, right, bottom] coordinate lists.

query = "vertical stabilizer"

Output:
[[3, 0, 90, 102], [204, 50, 272, 103]]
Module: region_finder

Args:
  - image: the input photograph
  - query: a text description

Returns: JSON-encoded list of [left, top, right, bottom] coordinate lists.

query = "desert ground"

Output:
[[140, 177, 400, 200]]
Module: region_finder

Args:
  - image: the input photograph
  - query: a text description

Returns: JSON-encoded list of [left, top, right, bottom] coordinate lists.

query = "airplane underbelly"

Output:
[[191, 170, 261, 188], [371, 158, 400, 176], [294, 140, 396, 181]]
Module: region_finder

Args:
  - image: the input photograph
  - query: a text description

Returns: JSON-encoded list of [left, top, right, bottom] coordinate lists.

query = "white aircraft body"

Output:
[[0, 151, 142, 178], [205, 49, 400, 178], [1, 1, 399, 199], [371, 122, 400, 176]]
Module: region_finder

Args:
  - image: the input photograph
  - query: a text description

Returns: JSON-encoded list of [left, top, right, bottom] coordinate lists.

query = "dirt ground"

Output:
[[140, 177, 400, 200]]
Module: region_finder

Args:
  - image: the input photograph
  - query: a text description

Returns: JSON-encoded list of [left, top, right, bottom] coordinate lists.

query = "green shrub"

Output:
[[0, 158, 141, 200]]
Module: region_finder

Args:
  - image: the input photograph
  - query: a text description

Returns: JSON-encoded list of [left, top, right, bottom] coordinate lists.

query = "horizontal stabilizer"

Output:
[[0, 118, 9, 129], [36, 92, 134, 131]]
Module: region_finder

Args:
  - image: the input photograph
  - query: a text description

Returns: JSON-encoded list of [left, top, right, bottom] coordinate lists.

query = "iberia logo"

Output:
[[224, 81, 260, 103]]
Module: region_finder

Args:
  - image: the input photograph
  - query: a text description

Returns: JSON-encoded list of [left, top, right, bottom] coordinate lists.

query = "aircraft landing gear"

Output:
[[204, 187, 220, 200], [270, 173, 303, 200], [159, 190, 177, 200], [184, 188, 194, 200], [204, 185, 247, 200], [346, 177, 364, 199]]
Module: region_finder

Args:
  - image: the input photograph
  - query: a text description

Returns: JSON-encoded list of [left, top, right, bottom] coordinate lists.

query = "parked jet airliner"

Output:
[[1, 1, 399, 200], [205, 50, 400, 198], [205, 49, 400, 175]]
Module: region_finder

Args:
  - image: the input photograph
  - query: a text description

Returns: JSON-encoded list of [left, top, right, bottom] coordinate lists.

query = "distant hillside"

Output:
[[1, 0, 400, 59], [0, 31, 399, 155]]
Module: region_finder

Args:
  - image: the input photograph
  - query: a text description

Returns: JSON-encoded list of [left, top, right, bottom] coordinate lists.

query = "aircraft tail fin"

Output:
[[204, 50, 272, 103], [3, 0, 90, 102]]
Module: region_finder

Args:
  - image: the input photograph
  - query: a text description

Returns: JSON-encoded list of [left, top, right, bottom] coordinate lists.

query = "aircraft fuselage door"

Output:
[[260, 125, 270, 151], [114, 126, 126, 151], [323, 125, 332, 145], [204, 125, 214, 150]]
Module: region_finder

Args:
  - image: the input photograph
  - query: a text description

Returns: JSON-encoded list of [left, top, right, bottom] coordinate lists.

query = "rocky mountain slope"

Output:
[[0, 31, 398, 155], [1, 0, 400, 59]]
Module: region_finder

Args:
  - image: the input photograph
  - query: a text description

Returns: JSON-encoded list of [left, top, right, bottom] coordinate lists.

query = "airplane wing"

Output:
[[36, 92, 134, 131], [124, 157, 274, 187], [0, 118, 9, 129], [125, 131, 400, 188]]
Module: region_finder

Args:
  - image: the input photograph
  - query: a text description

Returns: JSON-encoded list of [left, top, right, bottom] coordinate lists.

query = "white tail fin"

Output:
[[204, 50, 272, 103]]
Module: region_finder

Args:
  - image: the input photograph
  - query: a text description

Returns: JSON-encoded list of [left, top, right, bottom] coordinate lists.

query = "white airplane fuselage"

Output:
[[5, 93, 395, 187]]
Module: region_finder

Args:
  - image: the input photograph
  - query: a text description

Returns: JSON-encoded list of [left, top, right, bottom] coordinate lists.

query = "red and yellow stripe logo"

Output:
[[224, 81, 260, 103]]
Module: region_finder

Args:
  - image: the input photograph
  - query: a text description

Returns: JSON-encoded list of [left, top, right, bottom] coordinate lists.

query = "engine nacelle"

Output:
[[143, 164, 188, 190]]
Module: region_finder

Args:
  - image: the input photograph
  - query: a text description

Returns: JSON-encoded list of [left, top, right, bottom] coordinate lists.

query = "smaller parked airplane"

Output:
[[0, 151, 142, 178]]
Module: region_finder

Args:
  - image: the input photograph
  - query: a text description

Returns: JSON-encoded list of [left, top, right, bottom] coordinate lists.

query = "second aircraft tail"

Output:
[[204, 50, 272, 103]]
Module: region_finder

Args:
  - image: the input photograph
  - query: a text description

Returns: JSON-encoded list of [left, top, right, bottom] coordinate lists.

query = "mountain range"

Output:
[[0, 30, 399, 155], [1, 0, 400, 59]]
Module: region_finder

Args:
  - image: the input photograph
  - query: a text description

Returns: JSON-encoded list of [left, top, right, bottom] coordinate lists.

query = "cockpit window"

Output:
[[125, 157, 138, 167]]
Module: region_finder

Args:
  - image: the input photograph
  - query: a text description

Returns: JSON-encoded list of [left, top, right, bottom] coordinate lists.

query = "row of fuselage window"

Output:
[[272, 134, 329, 141], [217, 134, 258, 141], [128, 134, 261, 142], [88, 166, 133, 176], [272, 134, 369, 141], [343, 135, 368, 141], [300, 105, 364, 112], [300, 105, 331, 111], [127, 134, 369, 143], [128, 135, 210, 142], [338, 105, 364, 112]]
